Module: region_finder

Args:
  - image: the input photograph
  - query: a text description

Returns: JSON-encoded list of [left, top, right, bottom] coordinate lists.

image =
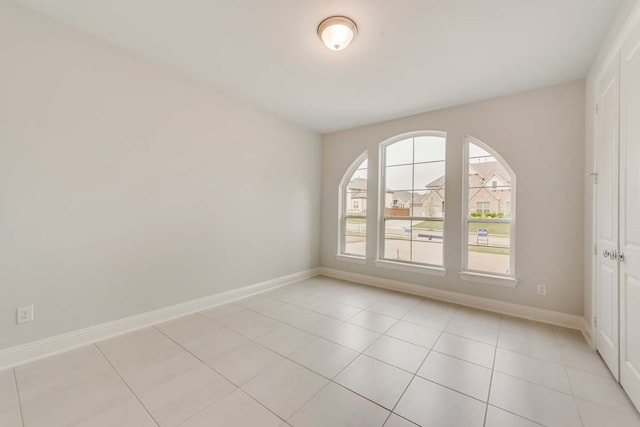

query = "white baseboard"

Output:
[[0, 268, 319, 371], [1, 266, 591, 371], [319, 267, 585, 331], [582, 317, 595, 349]]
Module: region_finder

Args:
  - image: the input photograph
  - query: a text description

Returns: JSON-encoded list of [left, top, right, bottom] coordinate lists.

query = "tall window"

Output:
[[379, 133, 446, 267], [464, 137, 515, 278], [339, 153, 368, 257]]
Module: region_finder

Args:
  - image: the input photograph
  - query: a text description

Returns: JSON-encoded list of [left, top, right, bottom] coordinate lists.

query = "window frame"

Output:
[[337, 151, 368, 263], [377, 131, 447, 276], [460, 136, 517, 287]]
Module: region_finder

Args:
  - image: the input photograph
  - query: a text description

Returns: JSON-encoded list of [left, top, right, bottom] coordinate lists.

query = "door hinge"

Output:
[[593, 316, 597, 327], [594, 244, 597, 256], [595, 103, 599, 114]]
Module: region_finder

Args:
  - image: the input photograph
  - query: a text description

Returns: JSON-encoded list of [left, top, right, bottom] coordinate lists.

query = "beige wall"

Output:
[[322, 81, 586, 315], [0, 2, 321, 350]]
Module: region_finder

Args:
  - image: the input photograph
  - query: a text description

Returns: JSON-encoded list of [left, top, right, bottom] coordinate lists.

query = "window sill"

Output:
[[375, 259, 447, 277], [336, 254, 367, 264], [458, 271, 518, 288]]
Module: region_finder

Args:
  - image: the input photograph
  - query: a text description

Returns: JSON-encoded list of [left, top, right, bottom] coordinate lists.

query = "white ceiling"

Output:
[[14, 0, 622, 133]]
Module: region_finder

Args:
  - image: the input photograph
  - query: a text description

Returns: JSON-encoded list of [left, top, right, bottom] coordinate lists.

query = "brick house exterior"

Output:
[[347, 160, 510, 218]]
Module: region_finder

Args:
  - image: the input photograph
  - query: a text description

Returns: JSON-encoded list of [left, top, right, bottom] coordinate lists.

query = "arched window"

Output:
[[462, 136, 516, 284], [378, 132, 447, 271], [338, 153, 368, 259]]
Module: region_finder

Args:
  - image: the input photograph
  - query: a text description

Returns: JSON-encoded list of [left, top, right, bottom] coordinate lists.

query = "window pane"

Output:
[[468, 142, 512, 219], [467, 220, 511, 275], [414, 136, 445, 163], [385, 164, 413, 192], [383, 189, 411, 217], [384, 219, 411, 261], [414, 161, 445, 190], [412, 220, 443, 265], [351, 167, 367, 180], [341, 155, 367, 258], [345, 218, 366, 256], [410, 191, 426, 217], [346, 190, 367, 214], [382, 134, 447, 268], [346, 159, 367, 216], [386, 138, 414, 166]]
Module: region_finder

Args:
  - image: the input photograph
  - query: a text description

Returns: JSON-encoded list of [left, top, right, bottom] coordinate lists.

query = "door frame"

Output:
[[589, 0, 640, 353], [592, 53, 621, 381]]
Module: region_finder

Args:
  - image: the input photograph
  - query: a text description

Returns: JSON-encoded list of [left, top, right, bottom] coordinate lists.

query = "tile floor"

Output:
[[1, 276, 639, 427]]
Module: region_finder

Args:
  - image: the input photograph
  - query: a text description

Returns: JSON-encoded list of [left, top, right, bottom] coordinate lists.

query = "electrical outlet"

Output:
[[17, 305, 34, 324], [537, 285, 547, 296]]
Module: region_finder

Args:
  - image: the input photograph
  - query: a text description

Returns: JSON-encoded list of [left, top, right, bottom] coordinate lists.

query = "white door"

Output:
[[619, 23, 640, 411], [595, 56, 620, 379]]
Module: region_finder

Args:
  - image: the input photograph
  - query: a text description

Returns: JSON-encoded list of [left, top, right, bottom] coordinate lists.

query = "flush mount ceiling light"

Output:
[[317, 16, 357, 51]]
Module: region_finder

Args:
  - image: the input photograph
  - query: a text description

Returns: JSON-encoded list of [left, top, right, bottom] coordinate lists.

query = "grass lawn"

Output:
[[413, 220, 510, 236], [468, 221, 510, 235], [412, 220, 444, 231], [346, 217, 366, 224], [468, 245, 510, 255]]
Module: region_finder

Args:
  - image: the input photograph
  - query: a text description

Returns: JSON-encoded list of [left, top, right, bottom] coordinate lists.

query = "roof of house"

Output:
[[424, 160, 511, 191], [424, 189, 445, 201], [426, 175, 445, 190], [469, 161, 510, 184], [393, 190, 427, 205], [347, 178, 367, 191]]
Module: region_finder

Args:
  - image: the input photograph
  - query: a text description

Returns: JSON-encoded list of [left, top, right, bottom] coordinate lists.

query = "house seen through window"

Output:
[[337, 134, 515, 281], [339, 154, 368, 257], [464, 137, 515, 277], [380, 133, 446, 267]]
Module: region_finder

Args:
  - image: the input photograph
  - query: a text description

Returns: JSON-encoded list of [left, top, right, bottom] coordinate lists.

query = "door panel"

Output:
[[595, 56, 620, 379], [624, 278, 640, 372], [597, 264, 616, 349], [620, 22, 640, 411]]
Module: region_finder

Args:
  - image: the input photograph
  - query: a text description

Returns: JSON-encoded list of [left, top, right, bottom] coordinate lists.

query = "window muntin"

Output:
[[476, 202, 491, 215], [380, 133, 446, 267], [340, 154, 368, 257], [464, 137, 515, 277]]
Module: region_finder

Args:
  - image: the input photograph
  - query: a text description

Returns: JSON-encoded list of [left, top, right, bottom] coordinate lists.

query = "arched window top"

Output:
[[466, 136, 515, 183], [462, 135, 517, 286], [339, 151, 368, 188], [338, 152, 368, 259], [379, 130, 447, 148]]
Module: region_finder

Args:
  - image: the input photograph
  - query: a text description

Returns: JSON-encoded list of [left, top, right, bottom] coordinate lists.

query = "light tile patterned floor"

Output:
[[2, 276, 640, 426]]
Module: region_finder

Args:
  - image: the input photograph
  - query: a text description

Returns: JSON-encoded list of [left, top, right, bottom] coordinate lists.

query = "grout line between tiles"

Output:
[[92, 343, 161, 427], [386, 339, 438, 425], [16, 278, 605, 427], [196, 292, 426, 423], [482, 309, 501, 427], [563, 361, 587, 427], [11, 368, 25, 427], [249, 288, 507, 423], [152, 324, 290, 426], [380, 412, 394, 426], [285, 379, 334, 423], [256, 282, 609, 424], [485, 404, 546, 426]]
